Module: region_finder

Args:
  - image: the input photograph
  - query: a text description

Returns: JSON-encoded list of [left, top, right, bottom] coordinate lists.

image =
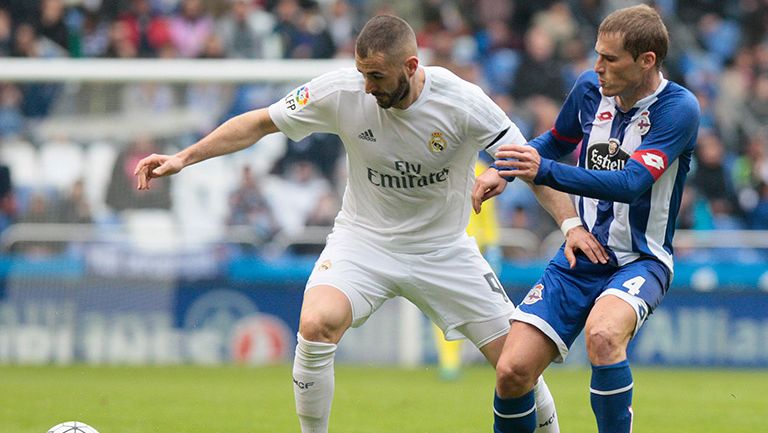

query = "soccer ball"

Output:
[[47, 421, 100, 433]]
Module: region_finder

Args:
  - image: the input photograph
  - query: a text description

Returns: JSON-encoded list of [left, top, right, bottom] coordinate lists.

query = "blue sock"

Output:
[[493, 389, 537, 433], [590, 360, 634, 433]]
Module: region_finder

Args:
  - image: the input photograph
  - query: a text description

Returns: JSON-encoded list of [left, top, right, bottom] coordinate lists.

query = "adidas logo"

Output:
[[358, 129, 376, 142]]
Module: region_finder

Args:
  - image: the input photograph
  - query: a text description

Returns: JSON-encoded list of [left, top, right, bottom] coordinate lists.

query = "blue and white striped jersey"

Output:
[[530, 70, 700, 274]]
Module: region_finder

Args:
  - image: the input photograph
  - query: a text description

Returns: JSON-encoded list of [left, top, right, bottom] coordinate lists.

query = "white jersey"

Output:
[[268, 66, 525, 253]]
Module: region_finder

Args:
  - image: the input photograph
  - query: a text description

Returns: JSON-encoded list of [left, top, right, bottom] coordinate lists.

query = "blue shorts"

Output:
[[512, 246, 670, 362]]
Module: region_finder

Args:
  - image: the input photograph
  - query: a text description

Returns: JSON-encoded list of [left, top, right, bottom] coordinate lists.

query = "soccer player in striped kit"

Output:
[[476, 5, 700, 433]]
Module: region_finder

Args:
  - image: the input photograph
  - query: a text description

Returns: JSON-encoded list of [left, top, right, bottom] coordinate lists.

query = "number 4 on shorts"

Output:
[[622, 276, 646, 296]]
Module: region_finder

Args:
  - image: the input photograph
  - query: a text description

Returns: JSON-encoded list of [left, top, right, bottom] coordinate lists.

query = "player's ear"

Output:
[[639, 51, 656, 70], [404, 55, 419, 76]]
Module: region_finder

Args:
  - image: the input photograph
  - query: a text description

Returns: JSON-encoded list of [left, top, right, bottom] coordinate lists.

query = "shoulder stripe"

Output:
[[551, 127, 581, 144], [485, 127, 511, 149]]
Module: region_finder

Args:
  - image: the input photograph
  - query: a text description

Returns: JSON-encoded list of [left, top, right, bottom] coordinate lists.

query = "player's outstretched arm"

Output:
[[493, 144, 541, 182], [134, 108, 279, 190]]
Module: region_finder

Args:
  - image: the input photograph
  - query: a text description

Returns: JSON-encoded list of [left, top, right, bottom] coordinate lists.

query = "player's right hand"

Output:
[[564, 226, 609, 268], [472, 167, 507, 213], [134, 153, 184, 190]]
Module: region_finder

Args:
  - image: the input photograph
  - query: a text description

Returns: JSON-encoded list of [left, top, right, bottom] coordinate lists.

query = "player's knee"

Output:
[[586, 326, 627, 364], [298, 313, 343, 343], [495, 361, 537, 398]]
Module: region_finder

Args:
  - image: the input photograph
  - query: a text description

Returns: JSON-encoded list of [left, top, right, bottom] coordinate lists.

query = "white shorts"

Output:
[[306, 228, 514, 348]]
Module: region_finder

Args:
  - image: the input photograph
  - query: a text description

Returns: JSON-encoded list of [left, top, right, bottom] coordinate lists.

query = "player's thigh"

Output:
[[598, 257, 670, 337], [305, 230, 400, 330], [402, 236, 514, 348]]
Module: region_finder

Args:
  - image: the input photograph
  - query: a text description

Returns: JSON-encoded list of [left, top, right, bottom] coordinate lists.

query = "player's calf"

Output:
[[293, 333, 338, 433]]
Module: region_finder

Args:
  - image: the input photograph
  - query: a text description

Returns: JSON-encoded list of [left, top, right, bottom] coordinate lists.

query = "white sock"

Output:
[[293, 333, 337, 433], [533, 376, 560, 433]]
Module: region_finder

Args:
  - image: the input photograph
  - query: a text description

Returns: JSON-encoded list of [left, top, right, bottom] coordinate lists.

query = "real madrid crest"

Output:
[[428, 131, 447, 153], [636, 111, 651, 135]]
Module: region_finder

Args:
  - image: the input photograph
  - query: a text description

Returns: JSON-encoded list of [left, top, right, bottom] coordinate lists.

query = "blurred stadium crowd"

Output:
[[0, 0, 767, 258]]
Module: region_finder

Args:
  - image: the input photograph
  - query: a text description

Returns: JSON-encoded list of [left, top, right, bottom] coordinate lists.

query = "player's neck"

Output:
[[615, 70, 662, 112], [394, 67, 426, 110]]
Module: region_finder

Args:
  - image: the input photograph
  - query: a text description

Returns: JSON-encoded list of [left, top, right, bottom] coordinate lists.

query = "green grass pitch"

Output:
[[1, 364, 765, 433]]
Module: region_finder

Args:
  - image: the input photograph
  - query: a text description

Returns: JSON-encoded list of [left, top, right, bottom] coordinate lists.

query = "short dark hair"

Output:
[[599, 4, 669, 69], [355, 15, 417, 62]]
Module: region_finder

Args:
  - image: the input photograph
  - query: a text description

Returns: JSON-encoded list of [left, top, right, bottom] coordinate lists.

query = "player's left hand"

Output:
[[564, 226, 609, 268], [472, 167, 507, 213], [494, 144, 541, 182]]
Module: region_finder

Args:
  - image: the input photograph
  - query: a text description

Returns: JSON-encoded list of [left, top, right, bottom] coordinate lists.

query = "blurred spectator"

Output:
[[744, 73, 768, 135], [11, 21, 66, 58], [560, 37, 593, 89], [295, 2, 336, 58], [740, 0, 768, 47], [568, 0, 602, 43], [11, 23, 63, 118], [264, 160, 335, 237], [689, 129, 741, 225], [106, 136, 172, 213], [532, 1, 578, 52], [749, 181, 768, 230], [0, 163, 16, 234], [19, 190, 53, 221], [525, 95, 562, 138], [216, 0, 279, 59], [80, 9, 111, 57], [272, 0, 303, 58], [35, 0, 69, 52], [326, 0, 357, 57], [14, 188, 67, 255], [732, 130, 768, 216], [715, 47, 754, 146], [184, 34, 234, 136], [121, 80, 175, 114], [676, 0, 733, 25], [510, 25, 566, 103], [105, 20, 139, 58], [116, 0, 171, 58], [475, 18, 520, 95], [58, 178, 92, 224], [0, 83, 24, 139], [0, 7, 12, 56], [469, 0, 514, 30], [305, 191, 339, 227], [271, 133, 343, 185], [695, 12, 741, 65], [168, 0, 213, 58], [273, 0, 336, 59], [227, 165, 279, 242]]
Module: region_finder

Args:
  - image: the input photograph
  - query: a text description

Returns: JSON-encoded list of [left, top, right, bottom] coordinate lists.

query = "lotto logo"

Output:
[[641, 153, 664, 170], [631, 149, 668, 180]]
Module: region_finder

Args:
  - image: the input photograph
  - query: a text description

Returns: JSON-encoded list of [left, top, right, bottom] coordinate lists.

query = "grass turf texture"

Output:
[[1, 364, 765, 433]]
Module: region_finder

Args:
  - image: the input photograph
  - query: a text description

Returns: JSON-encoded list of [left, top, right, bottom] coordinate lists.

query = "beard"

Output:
[[373, 74, 410, 109]]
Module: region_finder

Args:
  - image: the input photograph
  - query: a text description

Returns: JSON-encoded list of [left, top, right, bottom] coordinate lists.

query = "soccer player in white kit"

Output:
[[135, 15, 606, 433]]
